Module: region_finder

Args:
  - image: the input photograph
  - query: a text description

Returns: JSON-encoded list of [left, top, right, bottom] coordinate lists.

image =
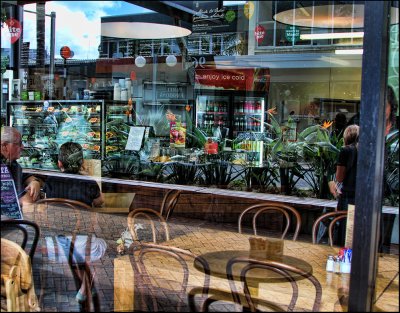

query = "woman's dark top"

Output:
[[337, 144, 358, 198], [43, 176, 100, 206]]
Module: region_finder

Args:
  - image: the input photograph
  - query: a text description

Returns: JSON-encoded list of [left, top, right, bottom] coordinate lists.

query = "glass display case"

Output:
[[7, 99, 144, 169], [7, 100, 105, 170]]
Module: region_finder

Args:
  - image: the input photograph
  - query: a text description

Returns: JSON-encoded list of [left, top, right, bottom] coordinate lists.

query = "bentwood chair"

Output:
[[1, 219, 40, 264], [129, 242, 210, 312], [238, 203, 301, 241], [32, 198, 103, 312], [1, 238, 40, 312], [126, 189, 181, 244], [311, 210, 348, 246], [226, 256, 322, 312]]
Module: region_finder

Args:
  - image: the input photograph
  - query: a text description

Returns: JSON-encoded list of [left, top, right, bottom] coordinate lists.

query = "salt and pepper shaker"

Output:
[[326, 255, 334, 272], [334, 256, 341, 273]]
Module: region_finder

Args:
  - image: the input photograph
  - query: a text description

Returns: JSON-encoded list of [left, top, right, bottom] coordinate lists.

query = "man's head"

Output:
[[58, 142, 83, 174], [1, 126, 24, 162], [386, 86, 398, 136]]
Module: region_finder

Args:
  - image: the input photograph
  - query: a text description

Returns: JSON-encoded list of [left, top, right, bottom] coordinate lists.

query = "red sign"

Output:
[[60, 46, 72, 59], [6, 18, 22, 44], [254, 25, 266, 44]]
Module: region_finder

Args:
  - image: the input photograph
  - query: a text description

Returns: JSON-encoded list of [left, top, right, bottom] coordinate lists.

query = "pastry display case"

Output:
[[7, 100, 105, 170]]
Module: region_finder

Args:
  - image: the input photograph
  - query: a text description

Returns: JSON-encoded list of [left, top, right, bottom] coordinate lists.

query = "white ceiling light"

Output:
[[335, 49, 363, 55], [300, 32, 364, 40], [166, 55, 177, 67], [101, 22, 192, 39], [274, 4, 398, 28], [134, 56, 146, 67]]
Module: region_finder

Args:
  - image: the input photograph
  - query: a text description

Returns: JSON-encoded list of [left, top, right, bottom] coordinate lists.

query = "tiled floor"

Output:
[[2, 207, 398, 312]]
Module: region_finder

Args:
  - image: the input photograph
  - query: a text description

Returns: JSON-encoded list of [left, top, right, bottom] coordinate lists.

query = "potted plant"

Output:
[[297, 121, 341, 199]]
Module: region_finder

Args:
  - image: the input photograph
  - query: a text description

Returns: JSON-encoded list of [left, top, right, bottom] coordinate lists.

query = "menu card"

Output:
[[345, 204, 355, 248], [125, 126, 145, 151], [1, 164, 23, 219]]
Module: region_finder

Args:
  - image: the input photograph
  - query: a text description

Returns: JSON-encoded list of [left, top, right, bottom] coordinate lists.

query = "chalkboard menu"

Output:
[[1, 164, 23, 219]]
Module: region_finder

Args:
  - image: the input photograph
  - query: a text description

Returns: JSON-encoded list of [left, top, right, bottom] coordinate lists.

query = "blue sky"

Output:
[[1, 1, 245, 59]]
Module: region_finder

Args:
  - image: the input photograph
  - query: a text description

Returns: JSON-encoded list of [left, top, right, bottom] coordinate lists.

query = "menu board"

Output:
[[1, 164, 23, 219], [125, 126, 145, 151]]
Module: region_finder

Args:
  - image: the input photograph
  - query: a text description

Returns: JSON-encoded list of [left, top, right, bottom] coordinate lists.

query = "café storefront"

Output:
[[1, 1, 399, 311]]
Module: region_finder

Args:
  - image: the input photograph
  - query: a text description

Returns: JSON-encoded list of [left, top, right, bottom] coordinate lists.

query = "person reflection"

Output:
[[43, 142, 104, 207]]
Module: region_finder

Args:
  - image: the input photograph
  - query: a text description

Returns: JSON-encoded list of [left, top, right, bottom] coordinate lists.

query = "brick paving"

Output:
[[2, 204, 398, 312]]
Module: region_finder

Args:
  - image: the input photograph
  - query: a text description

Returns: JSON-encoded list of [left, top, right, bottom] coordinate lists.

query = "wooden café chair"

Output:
[[189, 256, 322, 312], [311, 210, 348, 246], [126, 189, 181, 244], [238, 203, 302, 241], [227, 256, 322, 312], [1, 238, 40, 312], [33, 198, 101, 312], [129, 242, 210, 312], [1, 219, 40, 264]]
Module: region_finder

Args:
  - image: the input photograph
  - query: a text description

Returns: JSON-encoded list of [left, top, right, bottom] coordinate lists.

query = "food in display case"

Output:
[[7, 100, 104, 170]]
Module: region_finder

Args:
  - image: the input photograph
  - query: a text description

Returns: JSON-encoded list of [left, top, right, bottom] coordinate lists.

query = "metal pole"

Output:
[[63, 58, 67, 100], [49, 11, 55, 100], [348, 1, 390, 311]]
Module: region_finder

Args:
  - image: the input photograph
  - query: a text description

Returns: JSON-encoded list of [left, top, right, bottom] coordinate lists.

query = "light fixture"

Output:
[[335, 49, 363, 55], [134, 56, 146, 67], [101, 22, 191, 39], [273, 3, 398, 28], [300, 32, 364, 40], [166, 55, 177, 67]]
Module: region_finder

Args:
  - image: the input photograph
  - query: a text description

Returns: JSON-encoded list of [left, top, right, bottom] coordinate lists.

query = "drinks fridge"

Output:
[[195, 91, 267, 166]]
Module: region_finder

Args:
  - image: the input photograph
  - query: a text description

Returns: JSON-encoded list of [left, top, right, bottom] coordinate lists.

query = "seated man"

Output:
[[43, 142, 104, 207], [1, 126, 43, 206]]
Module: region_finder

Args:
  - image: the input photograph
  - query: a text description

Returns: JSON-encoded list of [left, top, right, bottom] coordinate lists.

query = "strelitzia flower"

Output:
[[322, 120, 333, 129], [267, 107, 277, 115]]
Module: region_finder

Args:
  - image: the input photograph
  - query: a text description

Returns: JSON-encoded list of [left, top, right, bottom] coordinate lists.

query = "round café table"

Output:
[[194, 249, 313, 283]]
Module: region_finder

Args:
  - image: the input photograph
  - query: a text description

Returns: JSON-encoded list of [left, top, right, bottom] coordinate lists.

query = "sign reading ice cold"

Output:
[[1, 164, 23, 219]]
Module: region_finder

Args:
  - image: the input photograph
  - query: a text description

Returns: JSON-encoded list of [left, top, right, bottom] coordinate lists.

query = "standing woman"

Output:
[[329, 124, 360, 210], [328, 124, 359, 245]]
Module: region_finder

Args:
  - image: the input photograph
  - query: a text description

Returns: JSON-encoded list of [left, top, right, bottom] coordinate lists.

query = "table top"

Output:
[[161, 229, 399, 312], [193, 249, 313, 283]]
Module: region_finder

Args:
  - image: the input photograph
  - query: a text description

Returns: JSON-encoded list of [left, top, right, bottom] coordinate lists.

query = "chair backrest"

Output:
[[126, 190, 181, 244], [238, 203, 301, 241], [31, 198, 101, 311], [130, 242, 210, 312], [127, 208, 170, 243], [1, 219, 40, 263], [312, 210, 348, 246], [1, 238, 40, 312], [226, 256, 322, 312], [36, 197, 93, 210], [159, 189, 181, 221]]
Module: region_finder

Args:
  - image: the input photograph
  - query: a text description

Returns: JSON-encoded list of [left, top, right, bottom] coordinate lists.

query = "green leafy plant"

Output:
[[264, 112, 304, 195], [200, 160, 244, 188], [297, 123, 341, 198], [164, 162, 200, 185], [137, 162, 166, 182], [102, 154, 140, 179], [244, 159, 279, 193]]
